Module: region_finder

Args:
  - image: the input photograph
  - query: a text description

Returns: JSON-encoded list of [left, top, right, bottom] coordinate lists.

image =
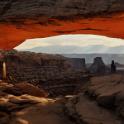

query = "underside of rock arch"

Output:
[[0, 0, 124, 50]]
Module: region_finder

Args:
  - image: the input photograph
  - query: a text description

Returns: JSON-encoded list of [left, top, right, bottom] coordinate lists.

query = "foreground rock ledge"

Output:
[[0, 76, 124, 124]]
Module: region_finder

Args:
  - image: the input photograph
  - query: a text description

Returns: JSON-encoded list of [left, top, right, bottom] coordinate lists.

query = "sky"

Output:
[[15, 34, 124, 53]]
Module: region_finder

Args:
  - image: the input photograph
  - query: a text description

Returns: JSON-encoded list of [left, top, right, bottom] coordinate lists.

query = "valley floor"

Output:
[[0, 74, 124, 124]]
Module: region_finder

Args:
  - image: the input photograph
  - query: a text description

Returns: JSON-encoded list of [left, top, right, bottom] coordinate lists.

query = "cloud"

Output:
[[15, 34, 124, 51]]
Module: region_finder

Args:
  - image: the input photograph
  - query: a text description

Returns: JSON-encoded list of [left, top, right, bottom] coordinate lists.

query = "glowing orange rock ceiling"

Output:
[[0, 0, 124, 50]]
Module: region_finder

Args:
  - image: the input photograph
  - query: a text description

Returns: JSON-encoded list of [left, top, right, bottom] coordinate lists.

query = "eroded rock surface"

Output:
[[66, 94, 122, 124], [0, 0, 124, 20], [0, 0, 124, 21], [87, 74, 124, 118], [0, 50, 88, 97], [0, 82, 75, 124], [0, 0, 124, 49], [1, 73, 124, 124]]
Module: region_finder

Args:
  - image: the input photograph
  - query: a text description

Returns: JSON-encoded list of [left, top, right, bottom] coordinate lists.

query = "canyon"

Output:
[[0, 1, 124, 123], [0, 50, 123, 124]]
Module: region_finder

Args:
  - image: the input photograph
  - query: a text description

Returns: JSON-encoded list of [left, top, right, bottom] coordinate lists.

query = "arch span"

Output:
[[1, 12, 124, 50]]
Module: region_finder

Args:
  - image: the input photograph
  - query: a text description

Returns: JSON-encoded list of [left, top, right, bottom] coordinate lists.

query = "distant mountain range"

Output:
[[25, 45, 124, 54], [63, 54, 124, 64], [21, 45, 124, 64]]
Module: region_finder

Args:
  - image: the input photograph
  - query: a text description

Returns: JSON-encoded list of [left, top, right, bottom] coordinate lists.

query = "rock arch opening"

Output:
[[0, 34, 121, 96], [1, 11, 124, 50]]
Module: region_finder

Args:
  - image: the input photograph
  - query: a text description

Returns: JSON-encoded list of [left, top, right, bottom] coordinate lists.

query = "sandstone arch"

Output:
[[0, 0, 124, 50]]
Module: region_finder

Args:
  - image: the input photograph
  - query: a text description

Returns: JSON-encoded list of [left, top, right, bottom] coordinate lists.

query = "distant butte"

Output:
[[0, 0, 124, 50]]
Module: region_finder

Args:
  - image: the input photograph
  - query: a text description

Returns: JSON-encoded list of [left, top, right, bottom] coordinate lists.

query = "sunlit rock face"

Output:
[[0, 0, 124, 50]]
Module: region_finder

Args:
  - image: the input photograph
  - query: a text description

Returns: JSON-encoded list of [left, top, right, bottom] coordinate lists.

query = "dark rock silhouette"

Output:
[[89, 57, 107, 74], [111, 60, 116, 73]]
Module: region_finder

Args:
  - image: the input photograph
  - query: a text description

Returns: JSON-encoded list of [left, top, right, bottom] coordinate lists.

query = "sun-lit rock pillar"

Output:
[[2, 62, 7, 80]]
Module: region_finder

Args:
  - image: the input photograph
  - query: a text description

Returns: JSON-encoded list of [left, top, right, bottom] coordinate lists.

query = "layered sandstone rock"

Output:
[[4, 82, 48, 97], [0, 50, 88, 97], [0, 90, 66, 124], [0, 0, 124, 49], [87, 74, 124, 118], [0, 82, 47, 97], [0, 0, 124, 21], [65, 94, 122, 124], [0, 73, 124, 124]]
